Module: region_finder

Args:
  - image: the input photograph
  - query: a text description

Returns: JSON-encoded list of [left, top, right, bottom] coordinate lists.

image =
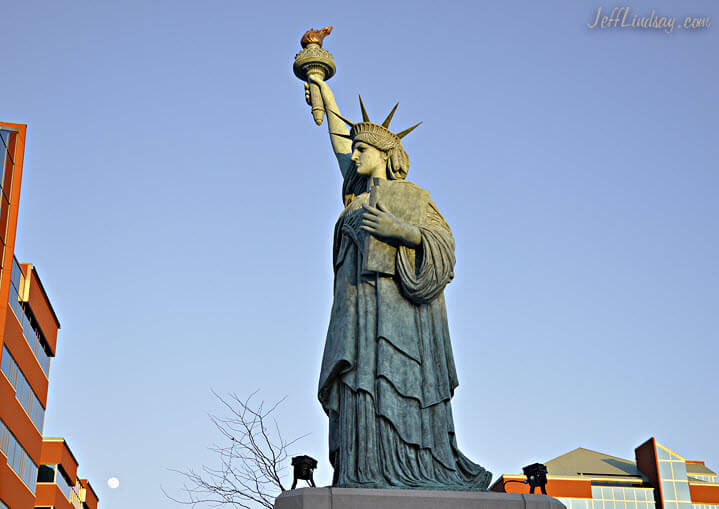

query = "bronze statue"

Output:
[[294, 28, 491, 490]]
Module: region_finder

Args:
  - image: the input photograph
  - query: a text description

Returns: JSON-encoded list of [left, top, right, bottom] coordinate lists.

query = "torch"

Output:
[[293, 27, 336, 126]]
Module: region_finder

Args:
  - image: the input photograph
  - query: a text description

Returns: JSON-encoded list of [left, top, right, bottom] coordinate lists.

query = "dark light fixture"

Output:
[[523, 463, 548, 495], [291, 455, 318, 489]]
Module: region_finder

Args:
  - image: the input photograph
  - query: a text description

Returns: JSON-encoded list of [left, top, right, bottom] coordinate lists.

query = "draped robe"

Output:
[[318, 179, 491, 490]]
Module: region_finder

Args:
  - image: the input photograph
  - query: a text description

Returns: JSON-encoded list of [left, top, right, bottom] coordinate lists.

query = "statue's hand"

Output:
[[306, 73, 325, 86], [362, 201, 421, 248], [304, 74, 326, 106]]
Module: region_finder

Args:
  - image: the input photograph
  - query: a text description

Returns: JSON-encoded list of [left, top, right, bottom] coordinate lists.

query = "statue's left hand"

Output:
[[362, 201, 421, 248]]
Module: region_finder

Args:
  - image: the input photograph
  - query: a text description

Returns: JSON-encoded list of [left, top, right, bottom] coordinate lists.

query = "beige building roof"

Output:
[[686, 462, 717, 477], [545, 448, 647, 480]]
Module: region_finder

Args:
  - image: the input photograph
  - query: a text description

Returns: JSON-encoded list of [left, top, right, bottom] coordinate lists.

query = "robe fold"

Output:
[[318, 179, 491, 490]]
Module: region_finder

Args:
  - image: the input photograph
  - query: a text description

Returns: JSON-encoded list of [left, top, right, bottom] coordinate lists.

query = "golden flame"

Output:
[[301, 26, 333, 48]]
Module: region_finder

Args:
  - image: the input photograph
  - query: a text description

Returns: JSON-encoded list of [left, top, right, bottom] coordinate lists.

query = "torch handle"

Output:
[[307, 71, 326, 126]]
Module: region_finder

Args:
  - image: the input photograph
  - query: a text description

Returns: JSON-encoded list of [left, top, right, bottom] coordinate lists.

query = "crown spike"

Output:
[[358, 95, 370, 122], [327, 109, 355, 128], [330, 132, 353, 139], [396, 121, 422, 139], [382, 103, 399, 128]]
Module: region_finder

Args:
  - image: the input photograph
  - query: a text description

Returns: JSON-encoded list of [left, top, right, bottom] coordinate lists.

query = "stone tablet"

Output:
[[362, 178, 429, 275]]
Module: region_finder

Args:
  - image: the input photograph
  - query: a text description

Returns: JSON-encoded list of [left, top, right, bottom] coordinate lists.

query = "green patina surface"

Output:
[[317, 171, 491, 490]]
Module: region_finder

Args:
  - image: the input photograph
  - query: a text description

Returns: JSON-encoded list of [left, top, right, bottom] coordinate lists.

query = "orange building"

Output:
[[0, 122, 98, 509], [34, 438, 98, 509], [492, 437, 719, 509]]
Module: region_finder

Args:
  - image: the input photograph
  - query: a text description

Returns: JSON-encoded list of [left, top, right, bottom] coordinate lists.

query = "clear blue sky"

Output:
[[2, 1, 717, 508]]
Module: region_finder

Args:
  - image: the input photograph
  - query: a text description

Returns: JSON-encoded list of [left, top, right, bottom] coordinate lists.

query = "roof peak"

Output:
[[545, 447, 642, 478]]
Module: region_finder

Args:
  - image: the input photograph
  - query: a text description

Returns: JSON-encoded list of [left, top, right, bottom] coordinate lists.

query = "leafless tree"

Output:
[[165, 390, 308, 509]]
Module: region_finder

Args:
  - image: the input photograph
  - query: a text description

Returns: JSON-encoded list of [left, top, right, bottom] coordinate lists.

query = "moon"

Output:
[[107, 477, 120, 489]]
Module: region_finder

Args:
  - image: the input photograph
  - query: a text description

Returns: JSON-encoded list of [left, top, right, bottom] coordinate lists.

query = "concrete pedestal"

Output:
[[275, 487, 566, 509]]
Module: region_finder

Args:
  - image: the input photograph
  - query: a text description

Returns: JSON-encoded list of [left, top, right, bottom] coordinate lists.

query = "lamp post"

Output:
[[523, 463, 549, 495], [291, 455, 318, 489]]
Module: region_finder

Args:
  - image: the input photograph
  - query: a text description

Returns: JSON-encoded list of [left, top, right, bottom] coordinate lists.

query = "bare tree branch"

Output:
[[164, 391, 309, 509]]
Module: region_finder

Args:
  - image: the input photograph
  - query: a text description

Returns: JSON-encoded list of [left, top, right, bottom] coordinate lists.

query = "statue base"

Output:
[[274, 487, 566, 509]]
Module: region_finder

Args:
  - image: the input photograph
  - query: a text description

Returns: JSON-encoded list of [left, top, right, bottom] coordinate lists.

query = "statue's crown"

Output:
[[330, 96, 421, 149]]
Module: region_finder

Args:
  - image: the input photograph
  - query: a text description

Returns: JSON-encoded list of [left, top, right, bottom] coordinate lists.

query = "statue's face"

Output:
[[352, 141, 387, 178]]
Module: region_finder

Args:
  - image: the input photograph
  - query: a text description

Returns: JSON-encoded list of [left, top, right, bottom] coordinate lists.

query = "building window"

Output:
[[37, 464, 56, 483], [584, 485, 657, 509], [1, 345, 46, 432], [0, 128, 14, 200], [8, 259, 52, 375], [0, 127, 17, 277], [0, 417, 38, 493]]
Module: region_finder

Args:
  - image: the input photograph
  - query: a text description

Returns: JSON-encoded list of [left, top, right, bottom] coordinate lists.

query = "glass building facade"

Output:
[[0, 345, 45, 431], [0, 417, 38, 493], [0, 127, 14, 280], [558, 487, 657, 509], [657, 444, 693, 509]]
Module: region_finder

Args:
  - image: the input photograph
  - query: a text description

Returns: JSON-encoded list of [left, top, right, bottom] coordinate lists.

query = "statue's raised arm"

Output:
[[305, 76, 352, 177], [293, 27, 352, 177]]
